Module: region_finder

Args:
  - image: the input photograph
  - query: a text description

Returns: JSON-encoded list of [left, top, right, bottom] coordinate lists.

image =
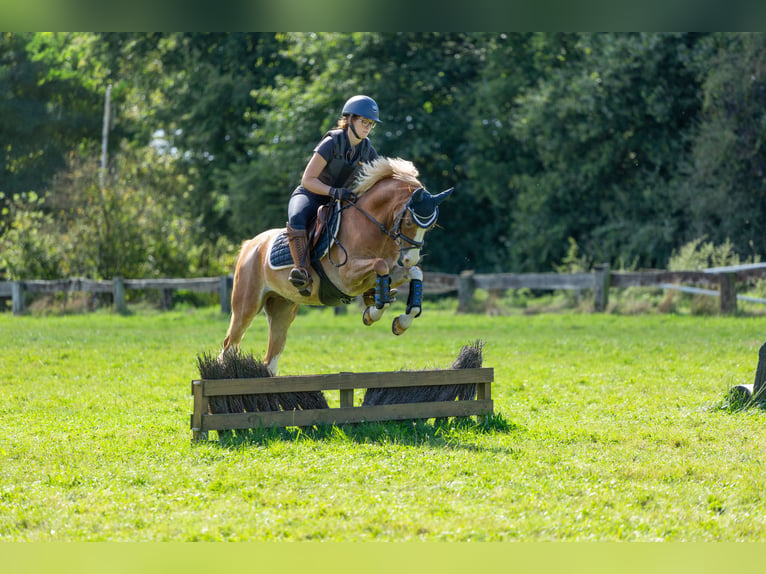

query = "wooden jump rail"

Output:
[[190, 367, 494, 441]]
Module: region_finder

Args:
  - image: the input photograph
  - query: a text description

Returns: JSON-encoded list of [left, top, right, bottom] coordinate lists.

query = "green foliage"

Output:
[[553, 237, 592, 274], [0, 33, 103, 201], [0, 146, 237, 282], [668, 236, 749, 271], [0, 192, 63, 279], [678, 33, 766, 257], [501, 34, 704, 270], [4, 32, 766, 281]]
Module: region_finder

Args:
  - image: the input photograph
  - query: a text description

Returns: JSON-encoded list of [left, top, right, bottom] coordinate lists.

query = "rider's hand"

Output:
[[329, 187, 357, 203]]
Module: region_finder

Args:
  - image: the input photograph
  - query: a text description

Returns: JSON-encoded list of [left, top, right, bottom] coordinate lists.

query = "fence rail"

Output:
[[3, 263, 766, 316], [0, 276, 233, 315]]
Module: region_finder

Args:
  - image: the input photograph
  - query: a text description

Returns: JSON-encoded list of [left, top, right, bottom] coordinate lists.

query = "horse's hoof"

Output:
[[392, 317, 406, 336], [363, 307, 375, 326]]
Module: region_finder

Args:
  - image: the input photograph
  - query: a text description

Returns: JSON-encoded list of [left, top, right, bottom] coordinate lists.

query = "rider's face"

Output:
[[354, 116, 376, 133]]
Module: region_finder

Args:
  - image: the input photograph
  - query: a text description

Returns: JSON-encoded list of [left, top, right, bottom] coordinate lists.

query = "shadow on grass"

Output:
[[203, 412, 520, 449]]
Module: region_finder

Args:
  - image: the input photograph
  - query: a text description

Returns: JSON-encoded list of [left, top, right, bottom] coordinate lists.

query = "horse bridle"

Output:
[[344, 187, 435, 251], [326, 188, 434, 268]]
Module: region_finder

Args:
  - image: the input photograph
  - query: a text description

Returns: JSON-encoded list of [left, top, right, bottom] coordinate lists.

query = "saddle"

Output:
[[269, 201, 341, 270], [268, 201, 351, 305], [308, 202, 334, 252]]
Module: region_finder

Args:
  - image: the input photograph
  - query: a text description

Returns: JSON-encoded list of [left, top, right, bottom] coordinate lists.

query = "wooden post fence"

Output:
[[3, 264, 766, 316], [593, 264, 610, 312], [11, 281, 25, 315], [113, 277, 127, 314]]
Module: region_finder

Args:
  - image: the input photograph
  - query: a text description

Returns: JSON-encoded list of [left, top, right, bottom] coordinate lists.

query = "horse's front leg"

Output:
[[361, 259, 399, 326], [391, 266, 423, 336]]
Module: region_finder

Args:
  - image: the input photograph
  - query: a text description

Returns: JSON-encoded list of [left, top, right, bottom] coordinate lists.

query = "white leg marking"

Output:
[[267, 356, 279, 376], [367, 305, 387, 322], [392, 267, 425, 335]]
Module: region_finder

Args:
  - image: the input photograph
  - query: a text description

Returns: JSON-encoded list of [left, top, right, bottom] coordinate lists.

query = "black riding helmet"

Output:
[[342, 95, 382, 124]]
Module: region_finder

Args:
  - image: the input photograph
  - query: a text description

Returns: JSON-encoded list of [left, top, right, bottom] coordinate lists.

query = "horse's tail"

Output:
[[232, 228, 283, 275], [232, 239, 251, 271]]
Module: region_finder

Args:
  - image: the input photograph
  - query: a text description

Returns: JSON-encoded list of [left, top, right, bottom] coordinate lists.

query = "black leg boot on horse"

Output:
[[286, 225, 313, 296]]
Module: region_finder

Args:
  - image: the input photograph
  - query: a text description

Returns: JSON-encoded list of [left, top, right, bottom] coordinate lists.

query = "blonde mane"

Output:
[[352, 157, 421, 195]]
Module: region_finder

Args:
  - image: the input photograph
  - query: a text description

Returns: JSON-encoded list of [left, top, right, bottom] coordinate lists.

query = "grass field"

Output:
[[2, 301, 766, 542]]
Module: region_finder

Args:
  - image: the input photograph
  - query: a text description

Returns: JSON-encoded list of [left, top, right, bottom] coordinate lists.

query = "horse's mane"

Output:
[[352, 157, 421, 196]]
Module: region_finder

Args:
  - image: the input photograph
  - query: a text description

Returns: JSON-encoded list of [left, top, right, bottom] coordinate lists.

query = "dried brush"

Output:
[[362, 339, 485, 406], [196, 348, 328, 415]]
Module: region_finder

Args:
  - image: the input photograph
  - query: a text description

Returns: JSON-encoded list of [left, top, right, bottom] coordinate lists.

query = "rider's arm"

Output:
[[301, 153, 333, 196]]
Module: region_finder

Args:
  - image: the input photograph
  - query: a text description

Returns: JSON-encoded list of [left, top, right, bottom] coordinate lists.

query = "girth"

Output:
[[310, 258, 353, 306], [309, 201, 352, 306]]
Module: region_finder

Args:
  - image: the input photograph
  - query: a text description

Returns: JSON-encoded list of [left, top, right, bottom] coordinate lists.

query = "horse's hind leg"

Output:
[[221, 297, 263, 360], [263, 294, 299, 375], [220, 245, 266, 359]]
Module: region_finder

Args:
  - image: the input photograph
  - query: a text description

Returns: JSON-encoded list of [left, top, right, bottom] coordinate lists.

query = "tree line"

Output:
[[2, 32, 765, 282]]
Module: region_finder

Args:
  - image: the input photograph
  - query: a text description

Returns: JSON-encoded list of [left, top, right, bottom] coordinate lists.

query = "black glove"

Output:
[[329, 187, 357, 203]]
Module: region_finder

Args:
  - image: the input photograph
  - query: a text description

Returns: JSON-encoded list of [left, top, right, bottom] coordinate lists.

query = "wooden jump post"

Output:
[[190, 368, 494, 441], [728, 341, 766, 403]]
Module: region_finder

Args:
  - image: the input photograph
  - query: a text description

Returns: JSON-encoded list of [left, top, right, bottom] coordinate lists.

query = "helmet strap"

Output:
[[348, 117, 362, 140]]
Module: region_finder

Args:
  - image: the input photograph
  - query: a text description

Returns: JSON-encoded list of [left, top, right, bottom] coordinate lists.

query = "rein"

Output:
[[328, 186, 431, 268], [344, 189, 428, 248], [342, 201, 402, 244]]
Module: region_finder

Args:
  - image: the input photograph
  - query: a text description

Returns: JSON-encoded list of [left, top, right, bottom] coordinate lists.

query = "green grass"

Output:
[[2, 303, 766, 541]]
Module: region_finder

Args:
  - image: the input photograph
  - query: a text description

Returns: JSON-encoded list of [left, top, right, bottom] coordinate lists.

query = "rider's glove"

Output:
[[329, 187, 357, 203]]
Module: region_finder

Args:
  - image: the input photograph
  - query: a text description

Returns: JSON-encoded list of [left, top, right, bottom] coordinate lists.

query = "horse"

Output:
[[219, 157, 454, 375]]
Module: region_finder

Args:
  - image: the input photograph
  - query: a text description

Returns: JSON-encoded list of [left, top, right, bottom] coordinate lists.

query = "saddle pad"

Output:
[[268, 232, 293, 269], [268, 204, 341, 270]]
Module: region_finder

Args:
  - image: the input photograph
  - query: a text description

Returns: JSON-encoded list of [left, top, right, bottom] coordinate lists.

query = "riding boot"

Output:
[[286, 225, 313, 295]]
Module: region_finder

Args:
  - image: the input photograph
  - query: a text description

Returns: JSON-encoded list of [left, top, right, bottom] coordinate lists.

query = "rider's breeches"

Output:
[[288, 187, 330, 230]]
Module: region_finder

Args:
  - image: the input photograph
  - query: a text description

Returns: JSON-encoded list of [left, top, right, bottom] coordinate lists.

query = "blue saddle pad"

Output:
[[269, 205, 341, 269], [269, 232, 293, 269]]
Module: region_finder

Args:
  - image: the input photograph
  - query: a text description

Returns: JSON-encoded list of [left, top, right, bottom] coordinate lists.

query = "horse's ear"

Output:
[[411, 187, 426, 202], [434, 187, 454, 205]]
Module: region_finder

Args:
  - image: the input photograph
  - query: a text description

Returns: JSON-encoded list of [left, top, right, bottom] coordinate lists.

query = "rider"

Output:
[[286, 94, 382, 294]]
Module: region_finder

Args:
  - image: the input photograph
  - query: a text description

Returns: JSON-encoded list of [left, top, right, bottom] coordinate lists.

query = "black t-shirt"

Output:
[[313, 129, 379, 189]]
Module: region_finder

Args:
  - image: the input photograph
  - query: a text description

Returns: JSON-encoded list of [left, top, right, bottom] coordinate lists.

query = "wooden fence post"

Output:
[[718, 272, 737, 315], [11, 281, 25, 315], [593, 264, 610, 312], [113, 277, 127, 314], [753, 342, 766, 400], [457, 270, 476, 314], [161, 289, 173, 310], [219, 275, 231, 314]]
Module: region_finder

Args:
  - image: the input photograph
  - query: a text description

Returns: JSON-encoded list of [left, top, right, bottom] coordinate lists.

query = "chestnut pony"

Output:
[[220, 157, 453, 374]]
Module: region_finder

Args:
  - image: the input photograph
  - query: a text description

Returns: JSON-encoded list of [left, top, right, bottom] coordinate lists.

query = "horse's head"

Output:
[[396, 186, 454, 267]]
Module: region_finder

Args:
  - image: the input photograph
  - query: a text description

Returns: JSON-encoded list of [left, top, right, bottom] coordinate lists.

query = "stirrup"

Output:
[[289, 267, 312, 295]]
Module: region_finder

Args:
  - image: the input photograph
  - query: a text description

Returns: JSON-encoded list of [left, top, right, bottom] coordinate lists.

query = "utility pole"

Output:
[[100, 84, 111, 190]]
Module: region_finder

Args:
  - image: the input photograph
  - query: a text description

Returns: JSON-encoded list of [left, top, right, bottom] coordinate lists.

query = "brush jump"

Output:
[[219, 157, 453, 374], [193, 341, 493, 441]]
